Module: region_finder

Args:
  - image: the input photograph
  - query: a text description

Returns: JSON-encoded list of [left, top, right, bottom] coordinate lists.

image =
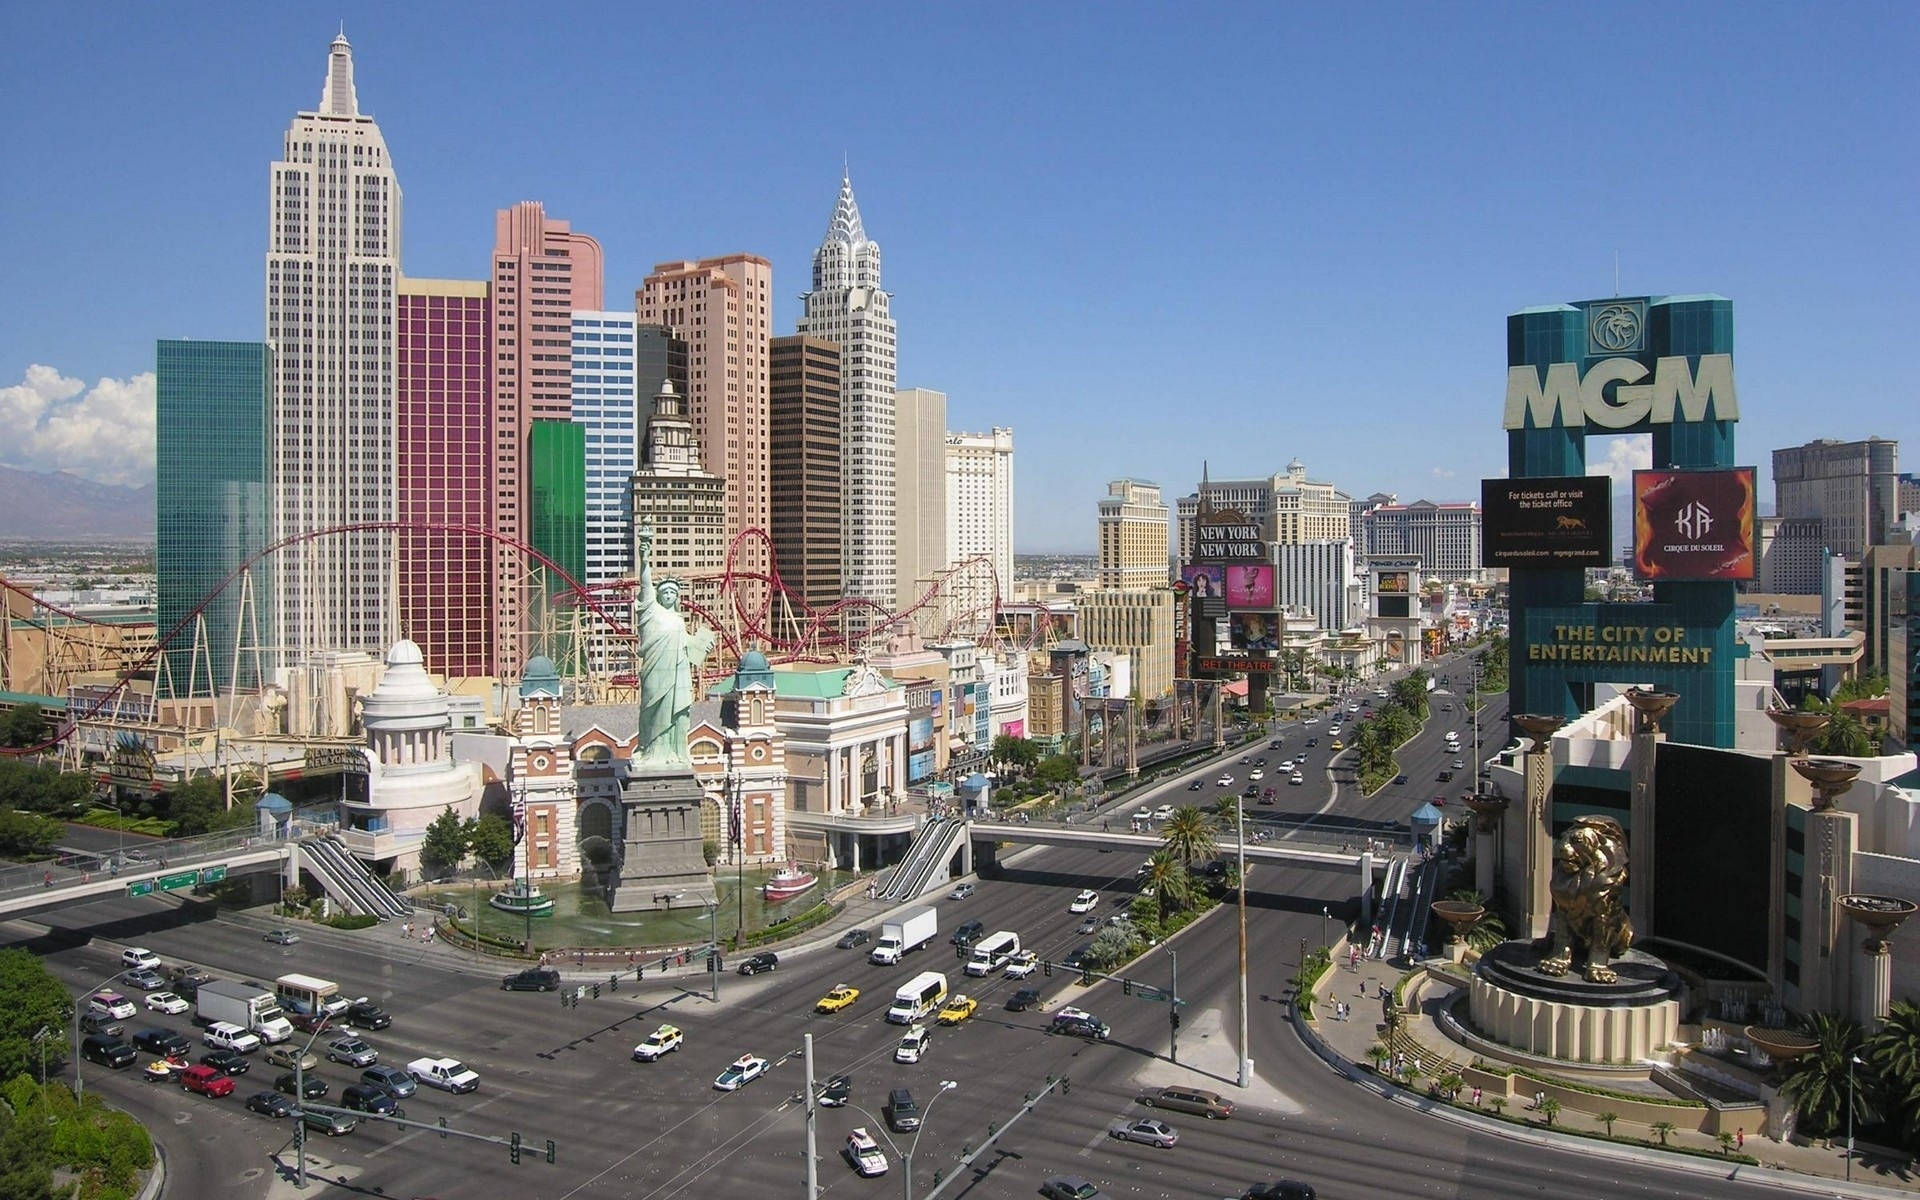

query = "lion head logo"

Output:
[[1538, 815, 1634, 983]]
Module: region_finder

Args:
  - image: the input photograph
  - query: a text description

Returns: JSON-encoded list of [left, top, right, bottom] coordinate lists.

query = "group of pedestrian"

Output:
[[1330, 1000, 1352, 1021]]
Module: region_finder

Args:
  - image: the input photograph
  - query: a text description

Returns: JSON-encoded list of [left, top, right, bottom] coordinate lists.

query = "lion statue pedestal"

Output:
[[1467, 816, 1681, 1064]]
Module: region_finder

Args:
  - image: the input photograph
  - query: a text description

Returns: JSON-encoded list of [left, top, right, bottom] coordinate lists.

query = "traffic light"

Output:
[[610, 973, 619, 993], [1170, 1009, 1182, 1031], [1061, 1076, 1071, 1095], [1043, 961, 1053, 977], [956, 945, 966, 960], [546, 1139, 556, 1164], [636, 965, 644, 981], [591, 983, 601, 1000], [560, 989, 568, 1008], [1081, 966, 1092, 985], [1123, 979, 1133, 996], [511, 1131, 522, 1164]]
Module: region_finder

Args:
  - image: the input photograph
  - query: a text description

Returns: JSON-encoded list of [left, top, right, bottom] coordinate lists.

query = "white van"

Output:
[[965, 931, 1020, 977], [886, 972, 948, 1024]]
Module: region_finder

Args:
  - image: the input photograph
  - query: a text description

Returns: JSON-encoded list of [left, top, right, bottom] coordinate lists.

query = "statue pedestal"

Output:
[[1468, 942, 1681, 1064], [608, 767, 717, 912]]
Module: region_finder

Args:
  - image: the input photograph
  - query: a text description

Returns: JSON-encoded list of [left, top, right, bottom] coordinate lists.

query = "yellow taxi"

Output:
[[1330, 739, 1345, 751], [815, 984, 860, 1014], [935, 993, 978, 1026]]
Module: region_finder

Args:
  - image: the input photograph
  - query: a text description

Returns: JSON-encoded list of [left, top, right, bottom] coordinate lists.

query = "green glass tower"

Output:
[[156, 340, 272, 690], [528, 419, 587, 595]]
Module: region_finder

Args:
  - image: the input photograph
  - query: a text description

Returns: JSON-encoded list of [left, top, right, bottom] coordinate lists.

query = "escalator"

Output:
[[878, 818, 970, 902], [298, 836, 408, 919]]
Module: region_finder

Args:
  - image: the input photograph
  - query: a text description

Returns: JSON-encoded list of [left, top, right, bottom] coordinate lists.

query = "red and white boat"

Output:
[[763, 865, 818, 903]]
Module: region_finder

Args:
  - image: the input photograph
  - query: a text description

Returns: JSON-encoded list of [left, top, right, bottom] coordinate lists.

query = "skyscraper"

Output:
[[894, 387, 948, 610], [490, 202, 603, 678], [769, 336, 844, 611], [1773, 437, 1901, 560], [396, 278, 492, 677], [571, 310, 639, 587], [946, 428, 1015, 602], [156, 340, 272, 691], [1097, 479, 1169, 590], [631, 379, 727, 577], [267, 33, 402, 667], [796, 174, 897, 609]]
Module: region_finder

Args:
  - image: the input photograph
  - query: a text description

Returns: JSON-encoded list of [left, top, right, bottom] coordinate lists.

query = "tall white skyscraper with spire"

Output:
[[795, 173, 897, 611], [266, 32, 402, 667]]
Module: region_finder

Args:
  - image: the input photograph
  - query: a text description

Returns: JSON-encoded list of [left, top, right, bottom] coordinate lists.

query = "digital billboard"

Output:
[[1377, 594, 1413, 619], [1632, 467, 1756, 581], [1481, 475, 1611, 567], [1228, 612, 1279, 651], [1181, 564, 1225, 599], [1224, 564, 1274, 609], [1376, 571, 1410, 594]]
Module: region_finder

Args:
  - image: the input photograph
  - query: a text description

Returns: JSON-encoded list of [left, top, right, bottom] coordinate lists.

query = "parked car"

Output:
[[361, 1064, 416, 1098], [262, 929, 300, 945], [179, 1064, 237, 1098], [737, 952, 779, 976], [834, 928, 870, 950], [245, 1090, 295, 1118], [502, 967, 560, 992], [340, 1083, 399, 1115]]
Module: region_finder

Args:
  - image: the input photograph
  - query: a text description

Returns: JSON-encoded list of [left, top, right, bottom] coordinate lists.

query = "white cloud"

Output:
[[1587, 436, 1652, 489], [0, 365, 155, 487], [1430, 466, 1456, 480]]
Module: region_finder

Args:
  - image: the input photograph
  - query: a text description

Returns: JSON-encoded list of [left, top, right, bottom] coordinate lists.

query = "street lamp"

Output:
[[1321, 905, 1331, 955], [292, 1011, 334, 1189], [70, 968, 130, 1099], [664, 890, 721, 1002], [1848, 1053, 1865, 1182], [835, 1079, 956, 1200]]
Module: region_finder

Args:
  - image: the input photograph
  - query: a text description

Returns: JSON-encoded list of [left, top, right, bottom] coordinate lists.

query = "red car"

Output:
[[179, 1064, 237, 1098]]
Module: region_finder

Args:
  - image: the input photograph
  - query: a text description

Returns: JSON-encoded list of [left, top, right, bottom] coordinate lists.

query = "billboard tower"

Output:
[[1501, 295, 1746, 747]]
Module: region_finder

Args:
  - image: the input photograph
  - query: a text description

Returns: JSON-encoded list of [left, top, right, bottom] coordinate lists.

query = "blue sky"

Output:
[[1, 2, 1914, 551]]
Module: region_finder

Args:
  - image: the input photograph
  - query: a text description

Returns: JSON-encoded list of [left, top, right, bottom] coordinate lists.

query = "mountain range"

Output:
[[0, 466, 154, 540]]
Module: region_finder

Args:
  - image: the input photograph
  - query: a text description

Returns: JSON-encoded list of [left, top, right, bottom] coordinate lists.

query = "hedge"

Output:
[[737, 900, 840, 948]]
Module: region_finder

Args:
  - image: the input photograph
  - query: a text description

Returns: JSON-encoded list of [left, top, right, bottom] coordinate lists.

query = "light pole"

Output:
[[1166, 947, 1180, 1065], [292, 1011, 334, 1189], [1848, 1053, 1865, 1181], [71, 968, 130, 1099], [1236, 787, 1250, 1088], [1321, 904, 1331, 955], [665, 890, 721, 1002], [906, 1079, 958, 1200]]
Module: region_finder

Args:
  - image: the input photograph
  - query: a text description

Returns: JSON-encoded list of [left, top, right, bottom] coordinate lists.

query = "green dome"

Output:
[[734, 648, 775, 691], [520, 655, 563, 697]]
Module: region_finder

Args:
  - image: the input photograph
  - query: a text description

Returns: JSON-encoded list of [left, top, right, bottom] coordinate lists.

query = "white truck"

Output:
[[869, 906, 938, 965], [407, 1056, 481, 1093], [276, 972, 349, 1018], [964, 930, 1021, 977], [195, 980, 294, 1044]]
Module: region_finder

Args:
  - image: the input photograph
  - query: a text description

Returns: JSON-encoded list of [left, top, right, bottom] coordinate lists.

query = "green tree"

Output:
[[1159, 807, 1215, 868], [1812, 712, 1876, 758], [466, 813, 515, 874], [1780, 1010, 1872, 1136], [1034, 754, 1078, 786], [992, 735, 1041, 777], [1540, 1096, 1561, 1125], [1717, 1130, 1735, 1154], [1087, 925, 1135, 969], [0, 703, 48, 749], [0, 810, 64, 857], [1209, 794, 1242, 831], [1650, 1119, 1676, 1146], [0, 948, 74, 1083], [1834, 672, 1890, 703], [1866, 999, 1920, 1148], [165, 776, 253, 836], [1598, 1110, 1620, 1136], [1139, 850, 1192, 919], [419, 806, 468, 877], [0, 760, 93, 816]]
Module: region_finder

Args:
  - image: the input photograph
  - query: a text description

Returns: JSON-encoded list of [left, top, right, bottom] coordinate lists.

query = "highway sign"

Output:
[[198, 865, 227, 884], [125, 880, 154, 898], [158, 871, 198, 892]]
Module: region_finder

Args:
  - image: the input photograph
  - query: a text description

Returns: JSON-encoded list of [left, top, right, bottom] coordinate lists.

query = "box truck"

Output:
[[196, 980, 294, 1044], [869, 906, 938, 965]]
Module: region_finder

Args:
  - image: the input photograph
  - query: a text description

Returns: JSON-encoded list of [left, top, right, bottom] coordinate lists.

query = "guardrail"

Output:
[[0, 825, 288, 903]]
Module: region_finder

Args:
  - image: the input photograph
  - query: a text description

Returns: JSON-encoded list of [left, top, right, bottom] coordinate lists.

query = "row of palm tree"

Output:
[[1779, 1003, 1920, 1148]]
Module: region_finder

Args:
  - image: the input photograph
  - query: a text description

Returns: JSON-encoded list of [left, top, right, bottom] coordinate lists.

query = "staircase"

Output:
[[877, 818, 969, 902], [299, 836, 411, 920]]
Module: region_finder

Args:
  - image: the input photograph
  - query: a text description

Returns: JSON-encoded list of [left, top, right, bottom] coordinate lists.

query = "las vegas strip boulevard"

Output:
[[1481, 475, 1610, 567], [1632, 467, 1756, 581]]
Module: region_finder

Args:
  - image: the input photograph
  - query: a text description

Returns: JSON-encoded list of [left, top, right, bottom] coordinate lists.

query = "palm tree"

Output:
[[1161, 806, 1216, 867], [1813, 711, 1875, 757], [1717, 1131, 1735, 1154], [1140, 851, 1190, 919], [1650, 1120, 1676, 1146], [1780, 1010, 1872, 1136], [1434, 1071, 1464, 1100], [1540, 1097, 1561, 1126], [1365, 1043, 1391, 1072], [1867, 1000, 1920, 1146], [1489, 1097, 1508, 1117], [1210, 794, 1242, 832], [1598, 1110, 1620, 1136]]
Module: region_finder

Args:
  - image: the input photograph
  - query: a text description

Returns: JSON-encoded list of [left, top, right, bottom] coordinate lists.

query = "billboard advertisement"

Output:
[[908, 717, 935, 751], [1197, 655, 1274, 673], [1376, 571, 1411, 594], [1228, 612, 1279, 651], [1181, 564, 1226, 600], [1481, 475, 1611, 567], [1195, 508, 1265, 560], [1001, 719, 1025, 739], [1632, 467, 1756, 581], [1377, 594, 1413, 620], [1224, 564, 1275, 609], [908, 751, 936, 783]]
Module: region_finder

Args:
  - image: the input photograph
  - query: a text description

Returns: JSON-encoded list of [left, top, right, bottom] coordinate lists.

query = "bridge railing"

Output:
[[0, 825, 289, 902]]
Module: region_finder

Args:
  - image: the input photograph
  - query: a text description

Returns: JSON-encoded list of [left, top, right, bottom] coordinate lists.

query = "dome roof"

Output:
[[520, 655, 563, 697], [734, 647, 776, 691], [365, 639, 441, 704], [387, 639, 424, 667]]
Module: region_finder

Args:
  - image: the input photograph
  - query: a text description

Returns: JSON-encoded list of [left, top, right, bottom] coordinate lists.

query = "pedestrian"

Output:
[[1471, 1086, 1481, 1106], [42, 870, 51, 887], [1534, 1090, 1545, 1111], [402, 921, 411, 938], [1736, 1128, 1744, 1150]]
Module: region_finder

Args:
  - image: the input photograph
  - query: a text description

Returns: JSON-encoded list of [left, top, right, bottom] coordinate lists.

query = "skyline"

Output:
[[2, 3, 1916, 553]]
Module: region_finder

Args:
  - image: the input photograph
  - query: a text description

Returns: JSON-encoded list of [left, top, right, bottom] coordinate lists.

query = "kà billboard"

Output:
[[1632, 467, 1756, 581], [1481, 475, 1611, 568]]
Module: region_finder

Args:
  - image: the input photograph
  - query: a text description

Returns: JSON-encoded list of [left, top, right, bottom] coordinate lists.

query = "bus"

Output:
[[886, 971, 948, 1024], [965, 931, 1020, 977]]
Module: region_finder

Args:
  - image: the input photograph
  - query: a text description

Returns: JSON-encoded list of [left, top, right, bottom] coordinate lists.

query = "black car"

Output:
[[1005, 987, 1042, 1012], [501, 967, 560, 992], [737, 952, 779, 976], [80, 1036, 135, 1069], [1393, 774, 1408, 785], [169, 964, 214, 988], [340, 1083, 399, 1114], [818, 1074, 852, 1107], [834, 929, 870, 950], [132, 1028, 190, 1058], [949, 920, 985, 947], [1187, 781, 1203, 791], [200, 1050, 250, 1076], [344, 1001, 391, 1030], [1437, 770, 1454, 783], [1245, 1182, 1317, 1200], [245, 1091, 294, 1118], [1306, 738, 1318, 747], [275, 1072, 328, 1099], [1061, 945, 1091, 970]]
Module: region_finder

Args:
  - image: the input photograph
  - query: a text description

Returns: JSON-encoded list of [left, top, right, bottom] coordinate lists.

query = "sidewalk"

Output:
[[1307, 949, 1920, 1196]]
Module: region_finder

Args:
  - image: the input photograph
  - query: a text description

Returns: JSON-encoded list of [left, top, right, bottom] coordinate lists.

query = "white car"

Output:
[[1004, 950, 1039, 979], [1151, 805, 1175, 821], [144, 991, 189, 1015], [204, 1022, 261, 1053], [950, 882, 975, 900], [846, 1128, 889, 1177], [90, 992, 137, 1020], [1276, 758, 1295, 771], [120, 947, 162, 971], [1070, 890, 1099, 914], [632, 1024, 683, 1062], [1133, 807, 1151, 821], [1216, 774, 1233, 787], [714, 1053, 768, 1091], [1248, 769, 1264, 781], [1290, 772, 1304, 785], [894, 1025, 931, 1064]]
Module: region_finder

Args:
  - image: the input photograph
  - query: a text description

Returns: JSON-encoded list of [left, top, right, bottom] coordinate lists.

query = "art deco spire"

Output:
[[822, 171, 867, 248], [319, 30, 359, 116]]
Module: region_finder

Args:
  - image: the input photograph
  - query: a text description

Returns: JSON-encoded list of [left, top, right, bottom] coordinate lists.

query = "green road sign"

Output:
[[198, 865, 227, 884], [159, 871, 198, 892], [125, 880, 154, 897]]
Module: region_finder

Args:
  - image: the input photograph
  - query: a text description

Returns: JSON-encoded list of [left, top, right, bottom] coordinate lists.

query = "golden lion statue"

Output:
[[1537, 815, 1634, 983]]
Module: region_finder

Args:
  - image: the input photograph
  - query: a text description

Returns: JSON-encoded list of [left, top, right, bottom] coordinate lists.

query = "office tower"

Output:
[[1362, 500, 1483, 581], [396, 279, 492, 677], [631, 378, 727, 577], [946, 428, 1015, 603], [1078, 590, 1176, 700], [795, 173, 897, 609], [1272, 540, 1354, 630], [571, 311, 639, 586], [156, 340, 272, 691], [1755, 516, 1827, 595], [769, 336, 843, 611], [1773, 437, 1901, 560], [267, 33, 402, 667], [1902, 474, 1920, 521], [894, 387, 948, 610], [636, 255, 774, 566], [527, 422, 586, 599], [490, 202, 604, 677], [1098, 479, 1170, 590]]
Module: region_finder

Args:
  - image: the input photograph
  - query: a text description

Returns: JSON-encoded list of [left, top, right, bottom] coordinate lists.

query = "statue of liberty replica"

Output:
[[609, 521, 720, 911]]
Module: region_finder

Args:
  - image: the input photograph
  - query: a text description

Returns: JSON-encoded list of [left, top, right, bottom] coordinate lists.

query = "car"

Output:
[[936, 994, 977, 1026], [1392, 773, 1408, 785], [1004, 949, 1039, 979], [846, 1127, 889, 1177], [1187, 780, 1203, 791], [1270, 739, 1284, 749], [90, 992, 136, 1020], [1069, 890, 1099, 913], [894, 1024, 931, 1063], [737, 952, 780, 976], [301, 1109, 357, 1137], [950, 920, 984, 947], [1152, 804, 1175, 820], [1453, 758, 1466, 769], [1254, 756, 1267, 765], [267, 1046, 319, 1072], [713, 1053, 767, 1091], [949, 882, 975, 900], [1216, 775, 1233, 787], [340, 1083, 399, 1115], [1244, 1182, 1318, 1200], [501, 967, 560, 992], [1109, 1117, 1178, 1147], [1062, 945, 1092, 970], [326, 1037, 379, 1068], [289, 1011, 330, 1035], [1275, 758, 1295, 771], [1290, 772, 1304, 785], [360, 1064, 416, 1097], [263, 929, 300, 945], [1239, 756, 1251, 764], [133, 1028, 191, 1058], [169, 964, 214, 988], [1006, 987, 1042, 1012], [200, 1049, 251, 1076], [1048, 1008, 1111, 1040], [144, 991, 189, 1015], [1077, 915, 1100, 935], [1330, 740, 1345, 751], [886, 1087, 921, 1132], [818, 1073, 852, 1107], [1138, 1084, 1234, 1118], [275, 1072, 328, 1099], [125, 969, 167, 992], [1442, 703, 1454, 712], [80, 1036, 136, 1069], [1259, 792, 1276, 805], [1306, 737, 1318, 747], [629, 1023, 685, 1062], [1437, 770, 1454, 783], [179, 1063, 236, 1098], [344, 1000, 390, 1030], [815, 985, 860, 1014], [245, 1090, 294, 1118], [80, 1013, 125, 1038], [120, 947, 162, 971], [205, 1022, 261, 1053], [1041, 1177, 1111, 1200], [834, 928, 871, 950], [1248, 769, 1264, 781]]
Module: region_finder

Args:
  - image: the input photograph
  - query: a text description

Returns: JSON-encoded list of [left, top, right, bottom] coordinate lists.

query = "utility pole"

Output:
[[803, 1033, 819, 1200], [1236, 795, 1250, 1088], [1168, 948, 1179, 1064]]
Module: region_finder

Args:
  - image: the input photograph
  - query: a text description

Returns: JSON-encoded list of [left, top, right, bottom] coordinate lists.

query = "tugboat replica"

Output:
[[763, 864, 818, 903], [488, 877, 556, 918]]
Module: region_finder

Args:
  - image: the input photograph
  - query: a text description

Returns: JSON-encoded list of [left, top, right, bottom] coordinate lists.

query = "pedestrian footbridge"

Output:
[[968, 820, 1384, 879]]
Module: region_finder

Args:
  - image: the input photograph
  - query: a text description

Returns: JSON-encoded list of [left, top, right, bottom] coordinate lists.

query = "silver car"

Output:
[[1109, 1117, 1178, 1148]]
